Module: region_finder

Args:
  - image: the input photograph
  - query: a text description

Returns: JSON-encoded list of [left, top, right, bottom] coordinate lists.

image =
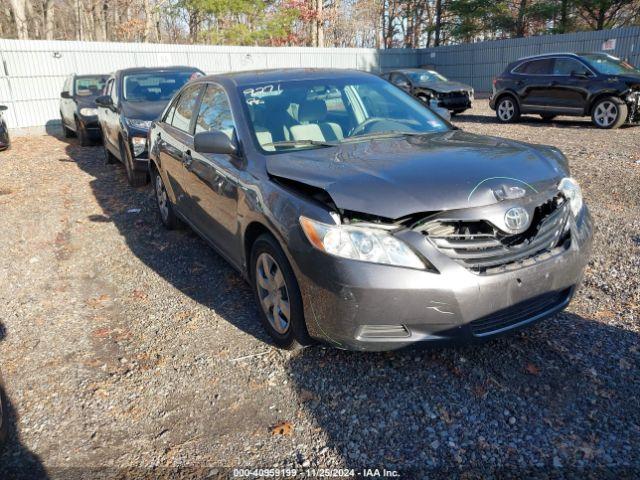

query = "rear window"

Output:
[[123, 71, 202, 102], [514, 59, 554, 75], [74, 76, 107, 96]]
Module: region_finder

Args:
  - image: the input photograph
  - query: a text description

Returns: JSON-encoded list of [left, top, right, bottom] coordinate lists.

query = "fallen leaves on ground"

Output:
[[271, 421, 294, 436]]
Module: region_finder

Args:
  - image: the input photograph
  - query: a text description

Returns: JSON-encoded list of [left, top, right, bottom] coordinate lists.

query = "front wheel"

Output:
[[120, 139, 148, 187], [591, 97, 627, 129], [250, 234, 311, 350], [76, 118, 91, 146], [496, 96, 520, 123], [61, 115, 75, 138]]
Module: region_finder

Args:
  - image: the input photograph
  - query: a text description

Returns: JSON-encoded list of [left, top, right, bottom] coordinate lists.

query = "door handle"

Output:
[[182, 150, 193, 168]]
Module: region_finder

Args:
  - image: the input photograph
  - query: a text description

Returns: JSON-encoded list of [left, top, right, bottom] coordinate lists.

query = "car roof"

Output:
[[194, 68, 379, 87], [115, 66, 200, 76], [515, 52, 609, 62]]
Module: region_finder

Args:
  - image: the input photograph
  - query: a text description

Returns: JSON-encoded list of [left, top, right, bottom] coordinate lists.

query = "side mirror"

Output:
[[396, 81, 411, 91], [60, 91, 72, 99], [95, 95, 113, 107], [0, 105, 7, 112], [194, 130, 237, 155]]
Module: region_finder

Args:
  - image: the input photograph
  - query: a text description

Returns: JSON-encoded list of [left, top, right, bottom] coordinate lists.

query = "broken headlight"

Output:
[[559, 177, 583, 217], [299, 216, 426, 269], [131, 136, 147, 157]]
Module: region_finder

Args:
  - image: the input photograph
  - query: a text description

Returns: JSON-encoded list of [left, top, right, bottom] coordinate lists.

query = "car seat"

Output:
[[289, 100, 344, 142]]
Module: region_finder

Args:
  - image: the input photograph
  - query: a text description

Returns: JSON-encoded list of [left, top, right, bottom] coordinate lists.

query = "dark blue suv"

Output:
[[490, 52, 640, 129]]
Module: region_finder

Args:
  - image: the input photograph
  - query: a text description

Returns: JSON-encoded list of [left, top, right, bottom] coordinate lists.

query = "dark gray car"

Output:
[[147, 69, 593, 351], [382, 68, 474, 114]]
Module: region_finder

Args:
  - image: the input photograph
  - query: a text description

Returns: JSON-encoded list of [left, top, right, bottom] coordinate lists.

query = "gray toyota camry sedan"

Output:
[[147, 69, 593, 351]]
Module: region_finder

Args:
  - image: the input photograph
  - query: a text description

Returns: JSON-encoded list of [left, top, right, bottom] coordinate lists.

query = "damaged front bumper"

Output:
[[291, 207, 593, 351], [625, 90, 640, 124]]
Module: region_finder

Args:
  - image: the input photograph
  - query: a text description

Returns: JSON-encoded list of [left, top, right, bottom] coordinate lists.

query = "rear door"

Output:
[[157, 83, 204, 214], [183, 83, 242, 263], [516, 59, 555, 109]]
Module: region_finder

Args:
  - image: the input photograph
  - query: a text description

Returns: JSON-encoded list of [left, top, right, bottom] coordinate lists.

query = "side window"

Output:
[[553, 58, 589, 76], [104, 79, 113, 97], [523, 59, 554, 75], [110, 79, 118, 105], [390, 73, 408, 85], [163, 94, 180, 124], [195, 84, 235, 138], [170, 85, 202, 133], [513, 61, 529, 74]]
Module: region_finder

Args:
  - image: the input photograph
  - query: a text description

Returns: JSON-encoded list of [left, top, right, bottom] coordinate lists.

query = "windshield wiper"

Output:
[[340, 130, 434, 143], [262, 139, 335, 148]]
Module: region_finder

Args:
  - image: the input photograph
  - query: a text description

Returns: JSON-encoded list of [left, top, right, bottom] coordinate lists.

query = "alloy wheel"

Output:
[[594, 101, 618, 128], [498, 99, 515, 121], [155, 174, 169, 222], [255, 252, 291, 335]]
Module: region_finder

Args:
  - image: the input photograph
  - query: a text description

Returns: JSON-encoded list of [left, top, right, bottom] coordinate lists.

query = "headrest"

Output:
[[298, 100, 327, 123]]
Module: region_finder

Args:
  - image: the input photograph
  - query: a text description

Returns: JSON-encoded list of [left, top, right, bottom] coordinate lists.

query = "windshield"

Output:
[[582, 54, 640, 75], [123, 71, 201, 102], [240, 76, 450, 153], [74, 76, 107, 96], [407, 71, 448, 83]]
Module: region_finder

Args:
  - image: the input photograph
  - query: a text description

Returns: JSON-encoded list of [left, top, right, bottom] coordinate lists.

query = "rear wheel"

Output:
[[496, 96, 520, 123], [120, 138, 148, 187], [250, 234, 311, 350], [152, 166, 181, 229], [591, 97, 627, 129]]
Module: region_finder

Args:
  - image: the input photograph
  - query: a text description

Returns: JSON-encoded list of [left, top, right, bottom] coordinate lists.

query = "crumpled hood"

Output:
[[266, 130, 568, 219], [416, 80, 472, 93], [121, 100, 168, 121]]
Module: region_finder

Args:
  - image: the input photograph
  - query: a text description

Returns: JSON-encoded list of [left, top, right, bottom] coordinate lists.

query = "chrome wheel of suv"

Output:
[[593, 101, 617, 127], [496, 97, 520, 123], [155, 174, 169, 223], [255, 252, 291, 334], [591, 97, 627, 129]]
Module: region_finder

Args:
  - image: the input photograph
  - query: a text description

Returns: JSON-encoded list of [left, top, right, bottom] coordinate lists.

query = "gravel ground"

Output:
[[0, 100, 638, 479]]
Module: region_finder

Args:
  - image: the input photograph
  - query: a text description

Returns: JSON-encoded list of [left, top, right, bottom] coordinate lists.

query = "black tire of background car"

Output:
[[75, 118, 91, 147], [540, 114, 557, 121], [61, 115, 75, 138], [103, 135, 117, 165], [495, 95, 521, 123], [0, 384, 7, 451], [120, 139, 148, 187], [591, 96, 628, 130], [151, 166, 181, 230], [250, 234, 313, 350]]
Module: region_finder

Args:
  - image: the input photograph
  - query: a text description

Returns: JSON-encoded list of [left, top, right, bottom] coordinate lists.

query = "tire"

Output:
[[540, 114, 556, 121], [151, 166, 181, 230], [120, 138, 148, 187], [0, 380, 7, 451], [61, 115, 75, 138], [496, 95, 520, 123], [591, 97, 628, 129], [76, 118, 91, 146], [103, 135, 117, 165], [250, 234, 312, 350]]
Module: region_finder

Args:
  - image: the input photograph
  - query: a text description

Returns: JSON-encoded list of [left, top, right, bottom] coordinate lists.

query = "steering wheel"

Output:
[[349, 117, 389, 137]]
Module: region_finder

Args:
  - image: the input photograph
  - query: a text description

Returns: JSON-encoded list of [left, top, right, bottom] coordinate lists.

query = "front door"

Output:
[[519, 58, 555, 108], [547, 58, 593, 113], [183, 83, 242, 264]]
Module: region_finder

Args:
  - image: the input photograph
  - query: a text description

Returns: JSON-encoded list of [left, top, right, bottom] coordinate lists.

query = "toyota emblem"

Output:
[[504, 207, 530, 233]]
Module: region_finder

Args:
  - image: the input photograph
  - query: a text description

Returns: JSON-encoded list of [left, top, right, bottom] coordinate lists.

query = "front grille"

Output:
[[421, 196, 571, 274], [469, 288, 571, 336]]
